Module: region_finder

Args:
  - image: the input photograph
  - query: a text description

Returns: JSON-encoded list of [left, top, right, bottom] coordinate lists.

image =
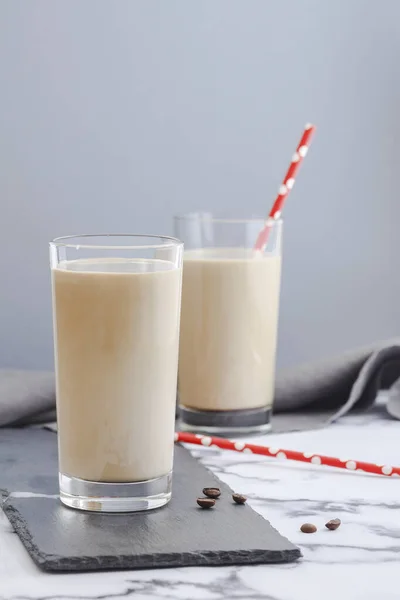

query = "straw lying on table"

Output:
[[175, 431, 400, 478], [254, 123, 316, 252]]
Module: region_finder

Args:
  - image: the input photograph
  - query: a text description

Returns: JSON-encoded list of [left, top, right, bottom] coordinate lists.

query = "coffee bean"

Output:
[[202, 487, 221, 499], [300, 523, 317, 533], [197, 497, 216, 509], [232, 493, 247, 505], [325, 518, 341, 530]]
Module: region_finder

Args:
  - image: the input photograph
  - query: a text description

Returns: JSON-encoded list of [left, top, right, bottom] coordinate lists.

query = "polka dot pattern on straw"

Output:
[[254, 123, 316, 251], [175, 432, 400, 478]]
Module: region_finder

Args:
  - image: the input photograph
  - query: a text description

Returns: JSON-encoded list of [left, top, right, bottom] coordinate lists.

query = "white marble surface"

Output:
[[1, 410, 400, 600]]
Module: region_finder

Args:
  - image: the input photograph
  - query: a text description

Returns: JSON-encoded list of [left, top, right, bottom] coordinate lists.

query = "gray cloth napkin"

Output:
[[271, 339, 400, 431], [0, 370, 56, 427], [2, 339, 400, 431]]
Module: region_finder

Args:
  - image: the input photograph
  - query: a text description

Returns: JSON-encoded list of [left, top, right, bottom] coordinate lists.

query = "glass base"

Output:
[[178, 405, 272, 437], [59, 471, 172, 513]]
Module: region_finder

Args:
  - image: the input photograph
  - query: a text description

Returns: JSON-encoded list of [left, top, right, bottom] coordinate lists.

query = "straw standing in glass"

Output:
[[175, 123, 315, 435], [50, 234, 183, 512], [175, 215, 282, 435]]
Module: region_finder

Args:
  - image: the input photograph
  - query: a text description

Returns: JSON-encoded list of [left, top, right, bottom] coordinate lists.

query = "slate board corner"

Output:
[[3, 501, 51, 571]]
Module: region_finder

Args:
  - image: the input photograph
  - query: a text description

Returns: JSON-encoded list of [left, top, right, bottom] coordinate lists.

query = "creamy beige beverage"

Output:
[[178, 249, 281, 412], [52, 258, 181, 483]]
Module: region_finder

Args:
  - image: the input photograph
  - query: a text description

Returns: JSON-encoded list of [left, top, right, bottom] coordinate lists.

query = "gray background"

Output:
[[1, 0, 399, 371]]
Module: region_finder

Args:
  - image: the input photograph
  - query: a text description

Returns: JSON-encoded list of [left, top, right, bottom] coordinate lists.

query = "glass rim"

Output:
[[49, 233, 183, 251], [174, 213, 283, 225]]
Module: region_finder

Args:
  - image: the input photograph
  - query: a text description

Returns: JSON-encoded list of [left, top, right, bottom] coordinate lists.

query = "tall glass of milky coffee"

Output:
[[175, 214, 282, 435], [50, 234, 183, 512]]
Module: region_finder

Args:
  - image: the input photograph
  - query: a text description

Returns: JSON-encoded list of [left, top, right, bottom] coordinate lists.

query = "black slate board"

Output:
[[0, 429, 300, 572]]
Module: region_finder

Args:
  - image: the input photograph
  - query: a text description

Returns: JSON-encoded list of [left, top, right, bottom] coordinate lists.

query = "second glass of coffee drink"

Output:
[[50, 234, 183, 512], [175, 214, 282, 435]]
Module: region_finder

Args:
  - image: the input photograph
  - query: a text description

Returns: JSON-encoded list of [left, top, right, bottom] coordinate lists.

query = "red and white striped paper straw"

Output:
[[175, 431, 400, 478], [254, 123, 316, 251]]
